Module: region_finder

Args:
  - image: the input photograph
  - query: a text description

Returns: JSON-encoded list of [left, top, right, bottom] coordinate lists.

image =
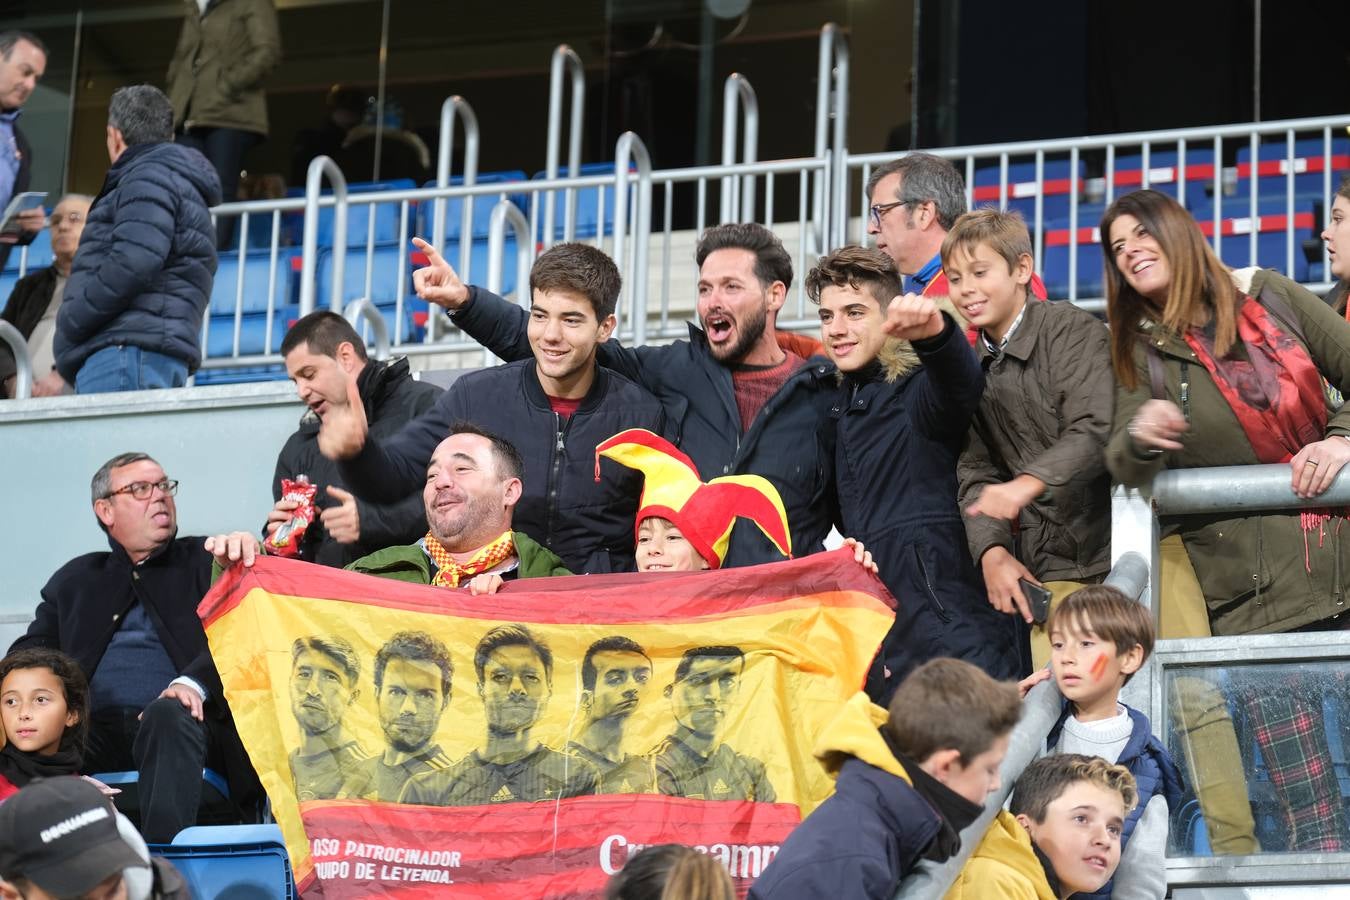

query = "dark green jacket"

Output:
[[167, 0, 281, 136], [1107, 269, 1350, 635], [346, 531, 571, 584], [959, 299, 1114, 583]]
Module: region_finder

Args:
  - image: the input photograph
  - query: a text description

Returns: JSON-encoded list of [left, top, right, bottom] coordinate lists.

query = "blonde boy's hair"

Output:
[[1047, 585, 1155, 684], [940, 207, 1033, 273], [1010, 753, 1139, 822]]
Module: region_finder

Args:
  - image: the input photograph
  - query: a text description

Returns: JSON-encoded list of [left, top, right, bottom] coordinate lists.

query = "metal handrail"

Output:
[[299, 155, 348, 316], [720, 73, 759, 223], [433, 95, 481, 280], [613, 132, 653, 346], [484, 199, 534, 367], [813, 23, 849, 252], [1151, 463, 1350, 515], [343, 298, 390, 360], [0, 321, 32, 400], [544, 45, 585, 245]]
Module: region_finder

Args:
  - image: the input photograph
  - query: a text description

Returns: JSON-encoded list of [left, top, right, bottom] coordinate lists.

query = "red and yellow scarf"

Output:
[[423, 530, 515, 588]]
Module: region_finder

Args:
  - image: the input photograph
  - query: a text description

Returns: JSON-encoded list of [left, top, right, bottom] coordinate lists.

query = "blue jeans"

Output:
[[75, 345, 189, 394]]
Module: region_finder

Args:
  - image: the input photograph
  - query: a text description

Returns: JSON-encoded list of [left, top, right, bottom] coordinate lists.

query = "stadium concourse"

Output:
[[3, 20, 1350, 900]]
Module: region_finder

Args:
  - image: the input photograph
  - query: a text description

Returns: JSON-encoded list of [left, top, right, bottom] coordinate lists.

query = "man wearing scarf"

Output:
[[346, 424, 571, 587]]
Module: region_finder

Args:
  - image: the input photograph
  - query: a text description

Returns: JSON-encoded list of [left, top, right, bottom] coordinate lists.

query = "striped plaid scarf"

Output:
[[423, 530, 514, 588]]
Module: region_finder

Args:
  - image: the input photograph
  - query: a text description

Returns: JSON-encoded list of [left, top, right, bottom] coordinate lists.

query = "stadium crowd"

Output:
[[4, 19, 1350, 900]]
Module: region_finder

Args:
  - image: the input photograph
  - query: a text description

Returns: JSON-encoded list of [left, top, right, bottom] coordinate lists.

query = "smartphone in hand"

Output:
[[1019, 578, 1053, 625]]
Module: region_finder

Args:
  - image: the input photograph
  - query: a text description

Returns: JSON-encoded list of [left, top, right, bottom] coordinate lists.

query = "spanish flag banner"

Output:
[[200, 547, 894, 897]]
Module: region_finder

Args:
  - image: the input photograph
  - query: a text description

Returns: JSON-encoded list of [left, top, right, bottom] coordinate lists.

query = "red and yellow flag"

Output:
[[200, 548, 894, 897]]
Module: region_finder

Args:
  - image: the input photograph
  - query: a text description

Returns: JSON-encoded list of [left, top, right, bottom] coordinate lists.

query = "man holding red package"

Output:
[[267, 311, 441, 567]]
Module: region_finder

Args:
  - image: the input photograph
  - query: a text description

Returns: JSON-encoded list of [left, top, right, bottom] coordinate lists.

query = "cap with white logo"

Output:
[[0, 777, 146, 895]]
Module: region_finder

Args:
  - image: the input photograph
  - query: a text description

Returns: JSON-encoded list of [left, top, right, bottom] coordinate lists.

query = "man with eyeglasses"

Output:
[[10, 452, 261, 843], [0, 194, 91, 398], [865, 153, 1045, 321]]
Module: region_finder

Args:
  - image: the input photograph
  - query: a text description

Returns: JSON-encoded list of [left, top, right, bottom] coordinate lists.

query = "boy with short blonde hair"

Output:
[[949, 753, 1138, 899], [1041, 585, 1182, 900], [950, 208, 1115, 672]]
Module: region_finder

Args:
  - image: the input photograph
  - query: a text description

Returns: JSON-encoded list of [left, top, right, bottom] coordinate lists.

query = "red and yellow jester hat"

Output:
[[595, 429, 792, 569]]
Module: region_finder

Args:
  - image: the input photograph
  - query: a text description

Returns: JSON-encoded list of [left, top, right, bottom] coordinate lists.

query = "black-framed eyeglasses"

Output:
[[104, 479, 179, 501], [868, 199, 911, 228]]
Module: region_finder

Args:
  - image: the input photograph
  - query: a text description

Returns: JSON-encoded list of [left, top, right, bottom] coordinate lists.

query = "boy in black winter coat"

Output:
[[807, 246, 1020, 703], [748, 659, 1022, 900]]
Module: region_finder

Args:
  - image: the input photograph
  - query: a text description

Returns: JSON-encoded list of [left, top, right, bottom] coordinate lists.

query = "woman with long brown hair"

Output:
[[1102, 188, 1350, 853]]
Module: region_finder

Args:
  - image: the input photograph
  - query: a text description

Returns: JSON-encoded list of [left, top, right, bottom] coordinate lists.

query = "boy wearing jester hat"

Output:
[[595, 428, 876, 574], [596, 429, 876, 802]]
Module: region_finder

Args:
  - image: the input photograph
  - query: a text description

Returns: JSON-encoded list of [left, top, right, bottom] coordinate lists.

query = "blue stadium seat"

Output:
[[1230, 138, 1350, 203], [1112, 148, 1219, 200], [1039, 203, 1109, 298], [193, 364, 290, 386], [971, 159, 1081, 220], [300, 179, 418, 248], [419, 170, 530, 242], [2, 228, 53, 274], [151, 824, 295, 900], [1188, 196, 1316, 281], [533, 161, 623, 240], [210, 249, 299, 316], [203, 305, 300, 358]]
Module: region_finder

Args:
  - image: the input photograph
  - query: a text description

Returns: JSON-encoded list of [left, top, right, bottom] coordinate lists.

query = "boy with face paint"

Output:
[[1038, 586, 1183, 900]]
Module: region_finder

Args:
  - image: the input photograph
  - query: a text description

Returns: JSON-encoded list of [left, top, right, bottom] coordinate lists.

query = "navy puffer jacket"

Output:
[[54, 141, 221, 381]]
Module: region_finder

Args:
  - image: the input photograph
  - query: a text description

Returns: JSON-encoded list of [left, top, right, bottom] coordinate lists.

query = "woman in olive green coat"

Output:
[[1103, 189, 1350, 853]]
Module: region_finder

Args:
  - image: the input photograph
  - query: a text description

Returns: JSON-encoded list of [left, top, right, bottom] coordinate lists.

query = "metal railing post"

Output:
[[299, 155, 348, 315], [720, 73, 759, 223], [613, 132, 653, 346], [0, 321, 32, 400], [485, 199, 535, 366], [812, 23, 849, 252], [342, 298, 390, 361], [430, 96, 480, 341], [544, 45, 585, 245]]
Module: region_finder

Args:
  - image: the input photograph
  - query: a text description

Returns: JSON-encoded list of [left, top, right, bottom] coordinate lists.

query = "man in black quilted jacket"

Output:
[[53, 84, 220, 393]]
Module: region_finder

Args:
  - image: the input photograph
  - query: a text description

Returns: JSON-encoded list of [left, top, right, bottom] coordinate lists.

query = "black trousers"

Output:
[[86, 698, 225, 843], [176, 126, 262, 249]]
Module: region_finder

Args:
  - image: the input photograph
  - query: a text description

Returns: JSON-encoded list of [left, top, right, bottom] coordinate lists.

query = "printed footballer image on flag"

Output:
[[199, 547, 894, 897]]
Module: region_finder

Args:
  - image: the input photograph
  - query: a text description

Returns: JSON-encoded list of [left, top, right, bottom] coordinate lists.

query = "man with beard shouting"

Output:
[[401, 625, 598, 805], [340, 631, 455, 801], [396, 223, 838, 567]]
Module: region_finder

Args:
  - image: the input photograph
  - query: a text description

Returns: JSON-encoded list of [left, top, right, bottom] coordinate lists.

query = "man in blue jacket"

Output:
[[319, 242, 665, 573], [54, 84, 219, 393], [395, 223, 838, 568]]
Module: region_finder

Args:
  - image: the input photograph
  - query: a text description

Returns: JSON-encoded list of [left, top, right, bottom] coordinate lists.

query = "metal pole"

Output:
[[430, 96, 479, 341], [1153, 463, 1350, 515], [299, 156, 348, 316], [812, 23, 837, 254], [372, 0, 390, 181], [1253, 0, 1262, 123], [830, 31, 850, 249], [613, 132, 653, 345], [485, 199, 535, 366], [0, 321, 32, 400], [544, 45, 585, 245], [720, 73, 759, 223], [61, 10, 83, 193], [342, 298, 390, 361]]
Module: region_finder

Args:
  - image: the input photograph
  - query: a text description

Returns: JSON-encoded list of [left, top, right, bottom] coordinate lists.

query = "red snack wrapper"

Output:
[[268, 476, 318, 558]]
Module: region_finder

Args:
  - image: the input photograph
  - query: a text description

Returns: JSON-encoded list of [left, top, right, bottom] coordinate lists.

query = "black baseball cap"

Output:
[[0, 777, 146, 895]]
